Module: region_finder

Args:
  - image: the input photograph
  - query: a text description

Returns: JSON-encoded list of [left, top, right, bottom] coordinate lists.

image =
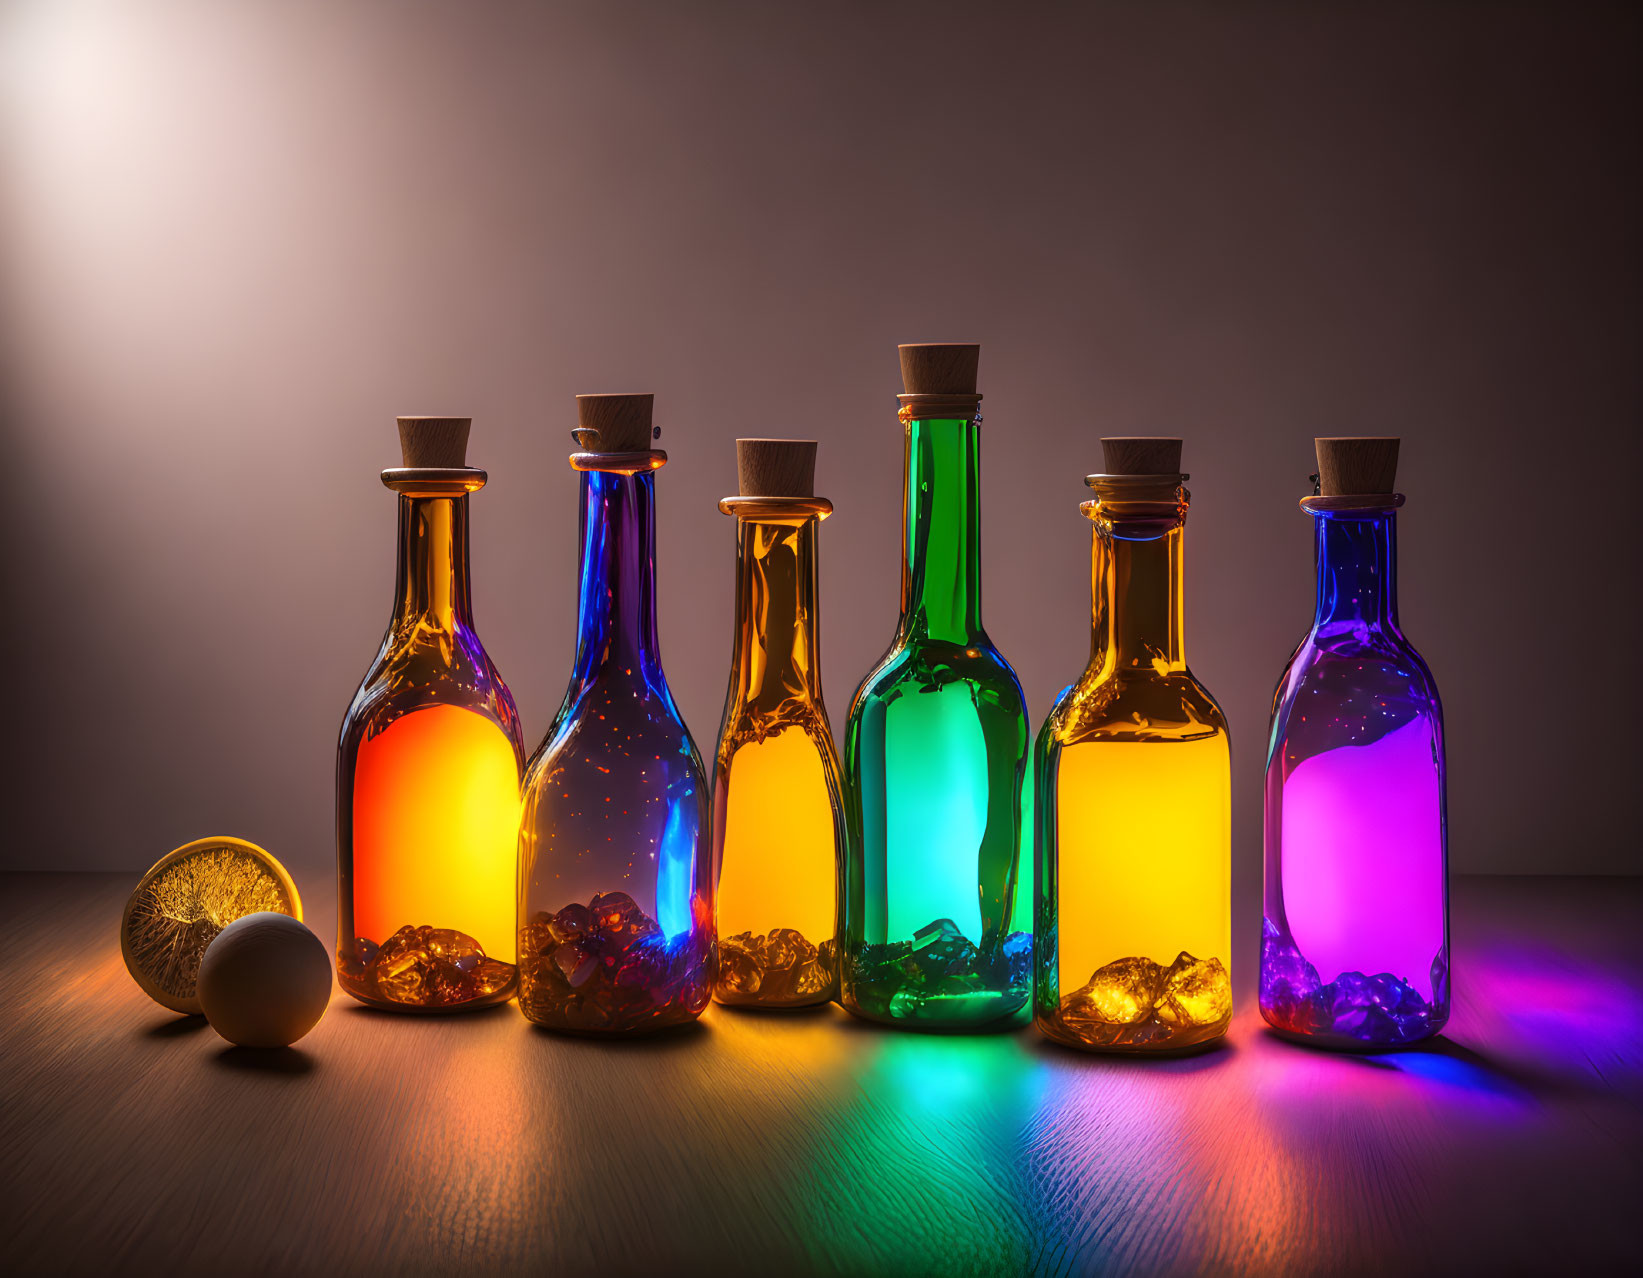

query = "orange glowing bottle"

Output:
[[712, 439, 844, 1007], [336, 417, 525, 1011]]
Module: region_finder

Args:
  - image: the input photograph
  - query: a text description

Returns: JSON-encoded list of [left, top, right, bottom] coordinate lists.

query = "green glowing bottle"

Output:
[[841, 343, 1032, 1028]]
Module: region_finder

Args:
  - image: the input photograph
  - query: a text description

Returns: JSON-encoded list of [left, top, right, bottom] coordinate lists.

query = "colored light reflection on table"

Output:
[[1279, 717, 1444, 995]]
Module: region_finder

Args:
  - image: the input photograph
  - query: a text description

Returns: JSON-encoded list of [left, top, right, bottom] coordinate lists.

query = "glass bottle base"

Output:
[[840, 923, 1031, 1029], [517, 891, 711, 1035], [1259, 919, 1448, 1049], [1037, 951, 1232, 1052], [714, 929, 837, 1008], [338, 924, 516, 1011]]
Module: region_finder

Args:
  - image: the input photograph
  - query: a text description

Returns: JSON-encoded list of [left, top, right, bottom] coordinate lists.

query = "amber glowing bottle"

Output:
[[336, 417, 525, 1011], [517, 394, 713, 1035], [712, 439, 844, 1007], [1034, 438, 1232, 1052]]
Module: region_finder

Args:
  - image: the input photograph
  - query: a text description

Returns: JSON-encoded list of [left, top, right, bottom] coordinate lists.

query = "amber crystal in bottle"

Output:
[[336, 418, 525, 1011], [1034, 439, 1232, 1053], [712, 439, 844, 1008], [517, 395, 714, 1034]]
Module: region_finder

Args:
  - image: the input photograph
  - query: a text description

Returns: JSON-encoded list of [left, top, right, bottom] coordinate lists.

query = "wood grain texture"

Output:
[[2, 875, 1639, 1277]]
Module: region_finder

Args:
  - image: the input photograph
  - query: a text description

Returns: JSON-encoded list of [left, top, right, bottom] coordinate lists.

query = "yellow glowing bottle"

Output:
[[713, 439, 844, 1007], [1034, 437, 1231, 1052], [336, 417, 525, 1011]]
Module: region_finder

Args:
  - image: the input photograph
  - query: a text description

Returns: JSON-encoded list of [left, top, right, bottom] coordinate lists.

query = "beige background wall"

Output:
[[2, 1, 1637, 890]]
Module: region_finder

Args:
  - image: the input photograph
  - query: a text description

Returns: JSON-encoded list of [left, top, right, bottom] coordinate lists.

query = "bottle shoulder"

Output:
[[719, 696, 839, 760], [341, 624, 519, 749], [1045, 667, 1227, 746], [850, 634, 1026, 711], [1269, 628, 1443, 762], [1276, 627, 1441, 710], [526, 671, 705, 790]]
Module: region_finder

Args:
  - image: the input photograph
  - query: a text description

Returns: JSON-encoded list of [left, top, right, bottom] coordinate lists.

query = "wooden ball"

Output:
[[197, 912, 332, 1048]]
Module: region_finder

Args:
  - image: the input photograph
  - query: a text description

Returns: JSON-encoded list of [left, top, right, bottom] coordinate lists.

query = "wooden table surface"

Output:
[[2, 873, 1639, 1277]]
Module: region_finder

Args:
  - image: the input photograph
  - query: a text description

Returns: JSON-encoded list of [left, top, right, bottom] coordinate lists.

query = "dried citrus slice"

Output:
[[120, 836, 302, 1014]]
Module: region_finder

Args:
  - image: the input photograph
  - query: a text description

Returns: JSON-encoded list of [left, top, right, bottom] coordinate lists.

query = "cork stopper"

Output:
[[1316, 437, 1399, 496], [737, 439, 816, 498], [576, 394, 655, 452], [396, 417, 471, 468], [899, 344, 980, 395], [1101, 437, 1182, 476]]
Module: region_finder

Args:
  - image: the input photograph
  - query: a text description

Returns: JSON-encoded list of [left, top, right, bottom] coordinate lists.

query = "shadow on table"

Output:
[[712, 1000, 842, 1022], [527, 1017, 714, 1053], [341, 999, 517, 1022], [141, 1014, 210, 1039], [1257, 1026, 1622, 1105], [1027, 1029, 1239, 1073], [211, 1044, 317, 1077]]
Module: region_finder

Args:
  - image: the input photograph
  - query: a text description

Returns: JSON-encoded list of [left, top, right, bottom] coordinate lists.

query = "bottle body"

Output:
[[518, 467, 713, 1034], [1034, 496, 1231, 1052], [841, 415, 1031, 1027], [713, 508, 843, 1007], [337, 483, 525, 1011], [1260, 507, 1449, 1048]]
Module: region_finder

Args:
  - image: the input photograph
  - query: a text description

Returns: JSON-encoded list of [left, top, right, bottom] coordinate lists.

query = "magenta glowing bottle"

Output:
[[1260, 437, 1449, 1049]]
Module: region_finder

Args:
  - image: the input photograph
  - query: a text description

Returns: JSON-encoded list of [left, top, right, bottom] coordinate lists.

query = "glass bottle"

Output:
[[1033, 438, 1232, 1053], [713, 439, 844, 1008], [517, 394, 713, 1034], [841, 344, 1031, 1028], [1260, 437, 1448, 1048], [337, 416, 525, 1011]]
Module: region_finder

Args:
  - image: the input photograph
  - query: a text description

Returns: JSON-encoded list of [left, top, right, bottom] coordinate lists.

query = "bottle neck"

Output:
[[1313, 510, 1399, 635], [571, 468, 661, 683], [730, 515, 822, 706], [391, 494, 474, 629], [1090, 517, 1185, 675], [901, 417, 982, 643]]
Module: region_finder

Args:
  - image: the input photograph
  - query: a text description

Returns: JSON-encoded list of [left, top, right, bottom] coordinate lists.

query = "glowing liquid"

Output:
[[717, 727, 837, 944], [351, 703, 521, 962], [1053, 735, 1230, 992], [1279, 716, 1444, 997], [884, 684, 990, 943]]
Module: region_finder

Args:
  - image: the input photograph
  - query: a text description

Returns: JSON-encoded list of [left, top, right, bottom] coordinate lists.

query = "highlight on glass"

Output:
[[1034, 438, 1232, 1052], [517, 394, 714, 1035], [336, 417, 525, 1011], [841, 343, 1032, 1028], [1260, 437, 1449, 1048], [712, 438, 844, 1008]]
